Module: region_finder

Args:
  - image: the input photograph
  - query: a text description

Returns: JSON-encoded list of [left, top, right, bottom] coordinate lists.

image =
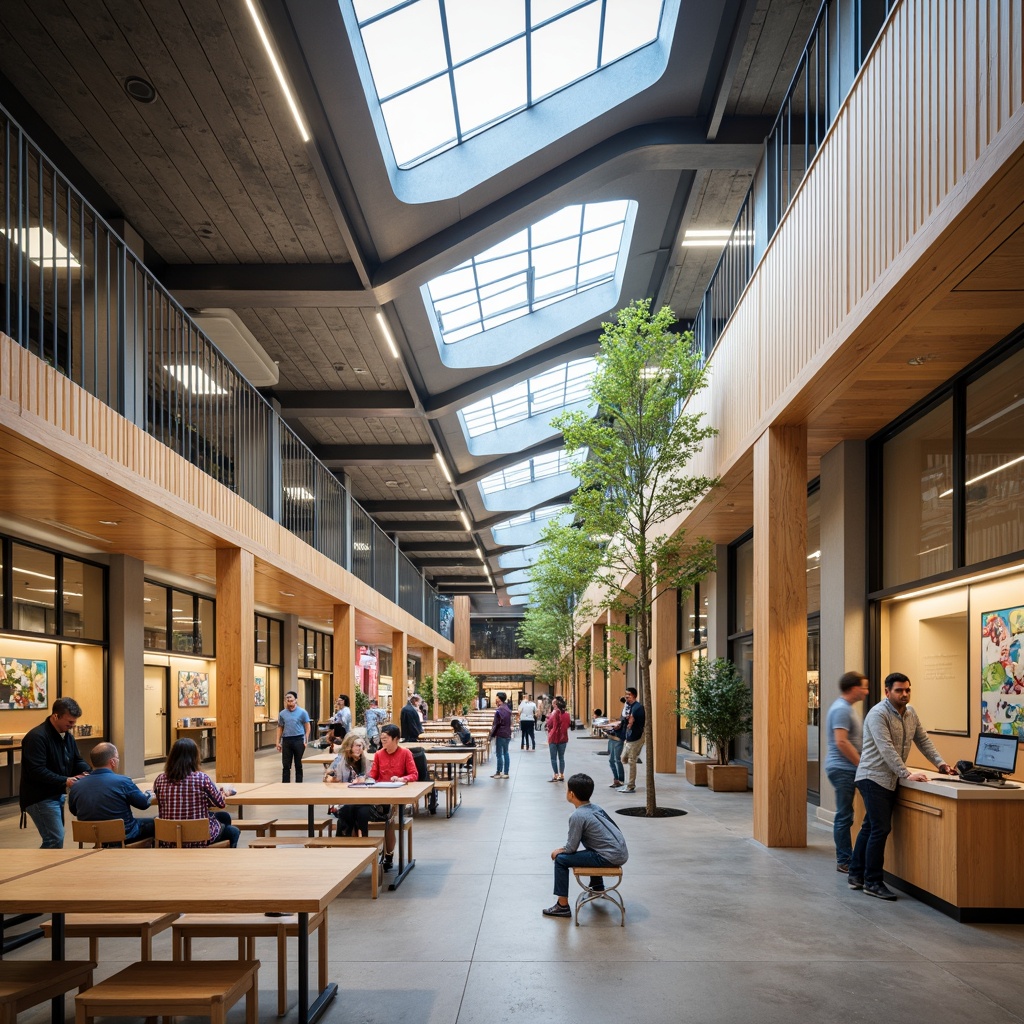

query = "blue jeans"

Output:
[[554, 849, 611, 897], [549, 741, 566, 775], [26, 795, 66, 848], [608, 738, 625, 782], [850, 778, 899, 883], [495, 736, 510, 774], [826, 767, 856, 867], [212, 810, 240, 849]]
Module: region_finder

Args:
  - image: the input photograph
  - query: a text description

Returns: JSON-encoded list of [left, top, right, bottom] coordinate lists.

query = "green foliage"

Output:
[[677, 658, 753, 765], [436, 662, 476, 716], [553, 298, 719, 811], [419, 674, 435, 711], [353, 686, 369, 727]]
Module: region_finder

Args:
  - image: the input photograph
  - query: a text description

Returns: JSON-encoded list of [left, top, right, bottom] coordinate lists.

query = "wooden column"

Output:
[[424, 647, 440, 719], [753, 424, 808, 848], [215, 547, 255, 783], [333, 603, 355, 709], [392, 630, 408, 703], [651, 585, 678, 773], [454, 596, 471, 667], [607, 609, 626, 705], [590, 622, 606, 716]]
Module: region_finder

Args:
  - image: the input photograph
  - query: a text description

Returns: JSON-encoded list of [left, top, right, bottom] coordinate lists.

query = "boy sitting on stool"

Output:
[[544, 773, 629, 918]]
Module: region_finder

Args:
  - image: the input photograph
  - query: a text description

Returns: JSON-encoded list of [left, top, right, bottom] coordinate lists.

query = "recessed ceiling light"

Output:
[[385, 480, 399, 487], [353, 367, 367, 374], [124, 76, 157, 103], [98, 520, 120, 527], [280, 591, 295, 597]]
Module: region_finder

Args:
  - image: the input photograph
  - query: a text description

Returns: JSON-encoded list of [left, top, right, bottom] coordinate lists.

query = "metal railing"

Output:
[[0, 103, 448, 635], [692, 0, 897, 362]]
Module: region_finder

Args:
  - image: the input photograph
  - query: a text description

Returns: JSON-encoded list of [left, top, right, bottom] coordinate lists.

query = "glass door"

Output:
[[143, 664, 169, 762]]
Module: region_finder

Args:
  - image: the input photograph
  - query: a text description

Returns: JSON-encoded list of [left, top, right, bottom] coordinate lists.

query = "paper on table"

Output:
[[348, 781, 405, 788]]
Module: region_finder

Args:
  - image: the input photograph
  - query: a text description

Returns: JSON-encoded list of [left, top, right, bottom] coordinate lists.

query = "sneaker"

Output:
[[621, 785, 636, 793], [382, 854, 394, 872], [836, 863, 850, 874], [490, 772, 502, 778], [609, 781, 622, 788], [863, 882, 897, 901], [498, 773, 509, 778], [542, 903, 572, 918], [847, 876, 864, 890]]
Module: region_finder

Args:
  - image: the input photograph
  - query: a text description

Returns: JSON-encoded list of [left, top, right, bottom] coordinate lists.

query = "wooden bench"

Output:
[[173, 910, 325, 1016], [267, 818, 334, 837], [75, 961, 259, 1024], [305, 837, 384, 899], [234, 818, 277, 838], [0, 961, 94, 1024], [41, 912, 177, 962], [429, 779, 456, 817], [572, 866, 625, 926]]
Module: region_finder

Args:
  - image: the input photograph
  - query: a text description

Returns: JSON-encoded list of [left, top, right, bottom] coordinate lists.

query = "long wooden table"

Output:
[[0, 847, 369, 1024], [225, 781, 434, 889]]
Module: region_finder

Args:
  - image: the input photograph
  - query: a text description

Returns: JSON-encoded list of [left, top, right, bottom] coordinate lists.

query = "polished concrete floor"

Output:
[[3, 735, 1024, 1024]]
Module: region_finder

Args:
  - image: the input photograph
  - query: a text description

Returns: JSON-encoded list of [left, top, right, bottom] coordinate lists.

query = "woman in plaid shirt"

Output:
[[153, 738, 240, 847]]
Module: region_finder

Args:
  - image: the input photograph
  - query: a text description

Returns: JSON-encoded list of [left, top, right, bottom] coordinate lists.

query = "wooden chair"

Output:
[[75, 960, 259, 1024], [572, 866, 625, 927], [0, 961, 94, 1024], [71, 818, 153, 849], [41, 912, 177, 963], [154, 817, 232, 848]]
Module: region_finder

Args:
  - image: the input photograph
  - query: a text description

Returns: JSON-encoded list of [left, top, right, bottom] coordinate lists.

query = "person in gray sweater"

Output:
[[543, 773, 628, 918]]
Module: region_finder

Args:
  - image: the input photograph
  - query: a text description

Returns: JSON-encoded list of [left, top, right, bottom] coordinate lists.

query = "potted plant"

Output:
[[677, 657, 752, 791]]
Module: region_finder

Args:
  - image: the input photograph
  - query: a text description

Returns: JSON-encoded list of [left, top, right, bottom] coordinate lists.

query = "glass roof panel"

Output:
[[426, 201, 628, 346], [349, 1, 666, 169], [479, 449, 578, 495]]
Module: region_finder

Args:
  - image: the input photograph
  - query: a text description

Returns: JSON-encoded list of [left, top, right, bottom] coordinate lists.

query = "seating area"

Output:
[[2, 745, 1023, 1024]]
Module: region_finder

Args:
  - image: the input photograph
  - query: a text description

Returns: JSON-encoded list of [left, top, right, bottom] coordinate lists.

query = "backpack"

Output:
[[409, 746, 438, 815]]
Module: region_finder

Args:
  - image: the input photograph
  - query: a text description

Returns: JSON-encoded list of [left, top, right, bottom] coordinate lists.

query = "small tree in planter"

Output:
[[436, 662, 476, 718], [678, 658, 752, 791]]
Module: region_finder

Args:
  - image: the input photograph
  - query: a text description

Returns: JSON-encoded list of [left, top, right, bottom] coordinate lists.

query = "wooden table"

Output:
[[0, 847, 369, 1024], [225, 781, 434, 890], [420, 751, 473, 816]]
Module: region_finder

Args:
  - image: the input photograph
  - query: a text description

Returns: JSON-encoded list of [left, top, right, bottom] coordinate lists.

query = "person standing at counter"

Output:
[[20, 697, 90, 848], [849, 672, 957, 900], [276, 690, 311, 783], [825, 671, 869, 873]]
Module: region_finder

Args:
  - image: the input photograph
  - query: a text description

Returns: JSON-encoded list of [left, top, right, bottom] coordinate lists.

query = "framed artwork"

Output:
[[177, 670, 210, 708], [254, 675, 266, 707], [0, 658, 47, 709], [980, 606, 1024, 738]]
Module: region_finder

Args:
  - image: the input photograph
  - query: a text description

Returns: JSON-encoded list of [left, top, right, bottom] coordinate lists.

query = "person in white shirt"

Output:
[[519, 695, 537, 750]]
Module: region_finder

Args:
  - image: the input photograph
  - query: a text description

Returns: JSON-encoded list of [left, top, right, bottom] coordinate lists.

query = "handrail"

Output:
[[0, 102, 449, 635]]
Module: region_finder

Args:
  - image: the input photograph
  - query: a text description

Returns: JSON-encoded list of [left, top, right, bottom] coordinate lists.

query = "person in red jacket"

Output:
[[546, 697, 570, 782], [369, 724, 418, 870]]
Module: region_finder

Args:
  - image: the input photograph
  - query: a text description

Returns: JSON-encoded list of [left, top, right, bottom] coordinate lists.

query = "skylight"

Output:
[[427, 201, 629, 346], [492, 504, 568, 532], [461, 358, 596, 439], [479, 449, 577, 495], [350, 0, 666, 169]]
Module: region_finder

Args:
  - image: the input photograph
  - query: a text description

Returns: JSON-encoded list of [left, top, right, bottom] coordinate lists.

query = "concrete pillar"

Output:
[[108, 555, 145, 780], [753, 424, 808, 848], [215, 547, 255, 783]]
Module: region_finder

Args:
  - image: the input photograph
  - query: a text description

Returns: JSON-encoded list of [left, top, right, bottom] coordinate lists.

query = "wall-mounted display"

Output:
[[981, 605, 1024, 738], [0, 657, 47, 708], [255, 675, 266, 707], [178, 670, 210, 707]]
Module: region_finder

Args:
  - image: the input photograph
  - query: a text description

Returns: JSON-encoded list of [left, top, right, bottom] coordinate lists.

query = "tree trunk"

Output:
[[638, 611, 656, 816]]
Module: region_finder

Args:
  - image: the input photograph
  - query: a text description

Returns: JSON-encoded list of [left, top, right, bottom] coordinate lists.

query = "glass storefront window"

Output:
[[197, 598, 215, 657], [171, 590, 195, 653], [12, 543, 57, 635], [733, 537, 754, 632], [62, 559, 105, 640], [144, 582, 168, 650], [882, 398, 953, 587], [965, 346, 1024, 566], [807, 489, 820, 615], [269, 619, 282, 665]]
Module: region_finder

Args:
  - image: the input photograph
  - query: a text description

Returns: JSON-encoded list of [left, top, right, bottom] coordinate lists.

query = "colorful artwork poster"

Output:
[[0, 658, 47, 709], [980, 606, 1024, 739], [254, 675, 266, 707], [178, 670, 210, 708]]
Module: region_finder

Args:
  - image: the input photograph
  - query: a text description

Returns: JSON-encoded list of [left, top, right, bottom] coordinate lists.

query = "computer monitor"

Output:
[[974, 732, 1020, 774]]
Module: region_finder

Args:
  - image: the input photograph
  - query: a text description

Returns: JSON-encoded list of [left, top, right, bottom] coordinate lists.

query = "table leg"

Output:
[[307, 804, 315, 838], [298, 911, 337, 1024], [389, 803, 415, 890], [50, 911, 65, 1024]]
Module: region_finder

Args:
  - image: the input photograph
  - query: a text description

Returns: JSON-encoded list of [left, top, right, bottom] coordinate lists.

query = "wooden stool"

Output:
[[268, 818, 333, 837], [173, 911, 325, 1016], [430, 780, 456, 817], [234, 819, 277, 838], [75, 961, 258, 1024], [0, 961, 94, 1024], [305, 837, 384, 899], [572, 867, 625, 926], [41, 912, 177, 962]]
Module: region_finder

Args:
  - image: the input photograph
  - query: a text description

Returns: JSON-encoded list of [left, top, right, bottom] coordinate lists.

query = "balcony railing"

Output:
[[0, 103, 450, 634]]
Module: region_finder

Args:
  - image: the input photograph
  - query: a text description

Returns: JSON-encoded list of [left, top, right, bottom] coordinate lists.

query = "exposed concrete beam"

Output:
[[315, 444, 436, 467], [453, 436, 566, 487], [400, 540, 479, 553], [411, 556, 486, 567], [363, 500, 459, 514], [384, 520, 467, 533], [276, 390, 418, 418], [160, 264, 374, 308]]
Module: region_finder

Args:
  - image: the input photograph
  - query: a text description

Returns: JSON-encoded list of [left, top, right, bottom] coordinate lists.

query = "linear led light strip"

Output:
[[937, 453, 1024, 498], [245, 0, 310, 142], [682, 228, 755, 248]]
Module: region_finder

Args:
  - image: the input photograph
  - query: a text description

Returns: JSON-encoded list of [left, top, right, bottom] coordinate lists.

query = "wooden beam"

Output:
[[334, 603, 355, 712], [392, 630, 408, 705], [454, 596, 471, 668], [651, 584, 678, 774], [753, 425, 807, 848], [216, 547, 255, 783]]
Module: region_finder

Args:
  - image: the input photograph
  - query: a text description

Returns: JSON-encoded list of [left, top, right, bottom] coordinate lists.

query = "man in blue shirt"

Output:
[[620, 687, 646, 793], [68, 742, 154, 843], [824, 671, 868, 873], [276, 690, 311, 782]]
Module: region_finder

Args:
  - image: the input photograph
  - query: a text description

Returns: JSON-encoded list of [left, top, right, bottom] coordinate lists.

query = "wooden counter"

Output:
[[887, 777, 1024, 922]]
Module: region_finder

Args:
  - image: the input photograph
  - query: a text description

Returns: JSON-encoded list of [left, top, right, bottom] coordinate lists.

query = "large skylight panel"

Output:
[[427, 200, 628, 347], [349, 1, 666, 171], [479, 449, 577, 495], [493, 504, 568, 531]]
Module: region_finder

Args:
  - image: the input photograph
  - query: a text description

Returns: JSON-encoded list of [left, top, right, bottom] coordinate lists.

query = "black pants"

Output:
[[281, 736, 306, 782], [336, 804, 371, 836], [521, 720, 536, 749]]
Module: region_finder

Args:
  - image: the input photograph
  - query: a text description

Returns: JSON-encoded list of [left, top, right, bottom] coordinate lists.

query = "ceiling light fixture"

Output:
[[279, 591, 295, 597], [434, 453, 453, 484], [459, 511, 471, 532], [375, 311, 400, 359], [0, 226, 80, 268], [124, 76, 157, 103], [284, 486, 315, 500], [244, 0, 310, 142], [889, 560, 1024, 602], [682, 228, 754, 248], [164, 365, 228, 395], [98, 520, 120, 527]]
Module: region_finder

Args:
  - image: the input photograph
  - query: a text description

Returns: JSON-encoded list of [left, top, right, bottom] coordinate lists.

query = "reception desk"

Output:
[[887, 777, 1024, 922]]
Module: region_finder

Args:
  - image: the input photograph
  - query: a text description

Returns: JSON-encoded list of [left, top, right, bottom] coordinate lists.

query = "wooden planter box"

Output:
[[706, 764, 748, 792], [684, 759, 715, 786]]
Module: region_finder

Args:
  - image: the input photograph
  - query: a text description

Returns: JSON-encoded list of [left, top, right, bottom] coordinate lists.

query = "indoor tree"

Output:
[[435, 661, 476, 717], [555, 298, 718, 815]]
